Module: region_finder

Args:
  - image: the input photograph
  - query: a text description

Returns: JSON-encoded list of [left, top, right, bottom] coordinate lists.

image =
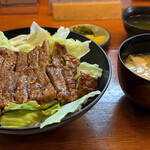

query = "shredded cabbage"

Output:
[[9, 21, 51, 52], [0, 101, 60, 128], [0, 31, 11, 49], [40, 91, 101, 128], [75, 62, 103, 79], [49, 26, 91, 58]]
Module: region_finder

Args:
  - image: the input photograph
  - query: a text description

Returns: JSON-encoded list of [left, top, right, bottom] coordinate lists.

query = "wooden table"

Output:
[[0, 0, 150, 149]]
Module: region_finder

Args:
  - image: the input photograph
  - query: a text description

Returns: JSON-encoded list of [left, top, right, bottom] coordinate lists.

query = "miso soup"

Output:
[[124, 53, 150, 80], [126, 15, 150, 30]]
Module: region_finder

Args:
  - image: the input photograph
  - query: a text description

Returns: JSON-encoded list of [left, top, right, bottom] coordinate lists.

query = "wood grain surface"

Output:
[[0, 0, 150, 150]]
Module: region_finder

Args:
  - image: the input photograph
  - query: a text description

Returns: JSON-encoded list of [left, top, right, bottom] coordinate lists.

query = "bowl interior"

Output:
[[0, 27, 111, 135], [122, 6, 150, 34]]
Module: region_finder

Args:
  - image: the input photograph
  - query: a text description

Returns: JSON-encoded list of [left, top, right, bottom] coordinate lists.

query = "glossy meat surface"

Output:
[[16, 51, 28, 72], [0, 40, 97, 109]]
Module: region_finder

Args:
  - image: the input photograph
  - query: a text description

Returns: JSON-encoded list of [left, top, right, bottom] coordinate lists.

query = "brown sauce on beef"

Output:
[[0, 40, 97, 111]]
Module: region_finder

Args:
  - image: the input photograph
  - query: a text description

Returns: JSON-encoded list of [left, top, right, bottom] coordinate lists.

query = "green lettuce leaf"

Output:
[[0, 31, 11, 49], [49, 38, 91, 59], [3, 101, 40, 113], [0, 110, 45, 128], [8, 22, 90, 58], [48, 26, 91, 59], [75, 62, 103, 79], [40, 100, 58, 109], [42, 103, 61, 116], [40, 90, 101, 128], [0, 101, 61, 128], [9, 21, 51, 52], [52, 26, 70, 39], [40, 100, 61, 116]]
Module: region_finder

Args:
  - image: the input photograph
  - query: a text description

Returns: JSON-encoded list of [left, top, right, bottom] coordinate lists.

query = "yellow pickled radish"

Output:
[[85, 34, 95, 40], [93, 36, 106, 45], [85, 35, 106, 45]]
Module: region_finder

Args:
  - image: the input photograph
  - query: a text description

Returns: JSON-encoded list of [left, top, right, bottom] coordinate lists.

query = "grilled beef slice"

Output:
[[28, 46, 40, 69], [62, 44, 80, 76], [26, 67, 56, 104], [62, 66, 79, 102], [13, 72, 28, 104], [39, 40, 51, 69], [0, 48, 17, 71], [46, 64, 70, 104], [15, 51, 28, 72], [34, 67, 57, 103], [52, 41, 63, 67], [0, 71, 15, 108], [26, 68, 42, 101], [0, 55, 4, 69], [77, 72, 97, 97]]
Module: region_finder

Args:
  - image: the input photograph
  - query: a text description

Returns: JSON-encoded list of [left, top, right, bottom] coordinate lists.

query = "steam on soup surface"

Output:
[[124, 53, 150, 80]]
